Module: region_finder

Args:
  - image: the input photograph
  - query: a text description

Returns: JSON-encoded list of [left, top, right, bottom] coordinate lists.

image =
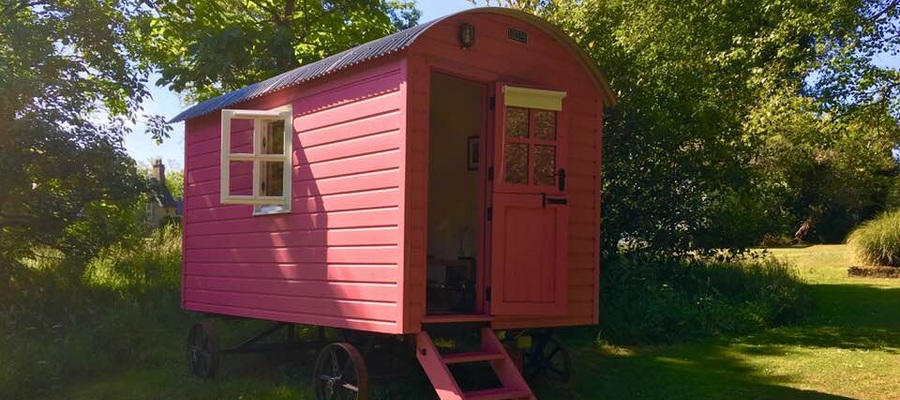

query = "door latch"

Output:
[[557, 168, 567, 192]]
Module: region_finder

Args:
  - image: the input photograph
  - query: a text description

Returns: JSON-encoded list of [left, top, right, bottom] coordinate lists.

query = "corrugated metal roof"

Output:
[[169, 19, 441, 123], [169, 8, 617, 123]]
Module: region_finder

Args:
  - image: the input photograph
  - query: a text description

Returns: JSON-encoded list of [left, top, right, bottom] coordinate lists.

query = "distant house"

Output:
[[147, 159, 180, 226]]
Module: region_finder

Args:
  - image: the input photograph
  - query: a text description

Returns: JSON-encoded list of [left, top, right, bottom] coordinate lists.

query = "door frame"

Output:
[[425, 68, 491, 316]]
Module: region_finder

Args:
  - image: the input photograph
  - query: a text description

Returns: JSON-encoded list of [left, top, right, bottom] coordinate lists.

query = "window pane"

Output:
[[229, 119, 254, 154], [535, 110, 557, 140], [228, 161, 253, 196], [504, 143, 528, 184], [260, 161, 284, 196], [262, 120, 285, 154], [506, 107, 528, 138], [534, 145, 556, 186]]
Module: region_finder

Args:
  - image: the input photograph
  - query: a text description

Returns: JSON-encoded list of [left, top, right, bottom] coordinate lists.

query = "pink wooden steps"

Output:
[[416, 327, 536, 400]]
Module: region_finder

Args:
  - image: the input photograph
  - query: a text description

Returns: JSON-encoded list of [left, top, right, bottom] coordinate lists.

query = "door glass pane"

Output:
[[506, 107, 528, 138], [534, 110, 557, 140], [260, 161, 284, 196], [534, 145, 556, 186], [262, 120, 285, 154], [504, 143, 528, 184]]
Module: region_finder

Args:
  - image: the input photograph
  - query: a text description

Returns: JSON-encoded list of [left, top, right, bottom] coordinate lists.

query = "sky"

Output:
[[124, 0, 900, 169], [123, 0, 476, 170]]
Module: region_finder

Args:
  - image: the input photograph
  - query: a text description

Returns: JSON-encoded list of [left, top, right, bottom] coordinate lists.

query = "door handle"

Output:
[[542, 193, 568, 207], [557, 168, 567, 192], [546, 197, 568, 205]]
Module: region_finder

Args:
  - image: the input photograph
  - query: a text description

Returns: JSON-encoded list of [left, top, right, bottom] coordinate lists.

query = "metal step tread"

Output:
[[441, 351, 506, 364], [464, 387, 531, 400]]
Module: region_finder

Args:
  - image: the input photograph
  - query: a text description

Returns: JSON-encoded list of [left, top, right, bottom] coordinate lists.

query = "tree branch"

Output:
[[283, 0, 295, 22], [867, 0, 900, 23], [1, 0, 47, 20]]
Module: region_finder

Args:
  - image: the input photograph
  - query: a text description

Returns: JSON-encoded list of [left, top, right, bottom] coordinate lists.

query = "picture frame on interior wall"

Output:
[[467, 136, 479, 171]]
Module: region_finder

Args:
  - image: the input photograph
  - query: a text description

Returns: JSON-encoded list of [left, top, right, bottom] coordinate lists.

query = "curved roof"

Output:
[[170, 8, 615, 123]]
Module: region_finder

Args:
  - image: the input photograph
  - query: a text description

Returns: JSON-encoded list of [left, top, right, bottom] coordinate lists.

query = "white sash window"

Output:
[[220, 106, 293, 214]]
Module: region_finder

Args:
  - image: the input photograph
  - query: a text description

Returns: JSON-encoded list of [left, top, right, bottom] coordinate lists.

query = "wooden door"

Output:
[[489, 84, 568, 316]]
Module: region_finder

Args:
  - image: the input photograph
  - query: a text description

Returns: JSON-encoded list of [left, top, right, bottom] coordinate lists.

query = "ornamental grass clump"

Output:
[[847, 210, 900, 267]]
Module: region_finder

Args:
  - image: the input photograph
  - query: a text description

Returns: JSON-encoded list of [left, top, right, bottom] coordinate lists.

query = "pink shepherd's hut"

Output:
[[173, 7, 614, 400]]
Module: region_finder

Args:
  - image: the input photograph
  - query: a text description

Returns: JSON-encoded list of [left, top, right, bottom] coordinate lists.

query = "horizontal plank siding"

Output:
[[184, 289, 397, 321], [182, 58, 407, 333], [183, 302, 397, 333], [183, 276, 397, 302], [185, 227, 400, 249], [185, 263, 399, 283], [187, 247, 399, 264], [188, 207, 400, 233]]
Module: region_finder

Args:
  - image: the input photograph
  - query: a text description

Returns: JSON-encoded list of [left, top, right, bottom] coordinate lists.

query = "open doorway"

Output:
[[425, 73, 485, 315]]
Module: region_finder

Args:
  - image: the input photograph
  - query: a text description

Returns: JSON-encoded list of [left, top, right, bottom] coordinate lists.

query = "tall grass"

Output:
[[847, 209, 900, 267], [85, 224, 182, 292], [1, 225, 185, 399], [600, 254, 807, 344]]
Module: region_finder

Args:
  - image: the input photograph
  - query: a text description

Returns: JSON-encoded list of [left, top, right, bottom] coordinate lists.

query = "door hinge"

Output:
[[485, 286, 492, 302], [486, 207, 493, 221], [489, 96, 496, 111]]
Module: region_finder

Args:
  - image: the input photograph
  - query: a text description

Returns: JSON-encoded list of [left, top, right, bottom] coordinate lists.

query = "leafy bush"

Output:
[[0, 226, 184, 399], [759, 234, 795, 248], [599, 254, 807, 344], [85, 224, 182, 292], [847, 209, 900, 267]]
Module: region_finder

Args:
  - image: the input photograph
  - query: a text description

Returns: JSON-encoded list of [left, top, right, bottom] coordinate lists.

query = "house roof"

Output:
[[170, 8, 615, 124], [150, 179, 178, 209]]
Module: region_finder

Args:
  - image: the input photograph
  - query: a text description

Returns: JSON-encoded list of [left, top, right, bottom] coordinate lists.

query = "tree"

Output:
[[0, 1, 161, 281], [165, 169, 185, 200], [477, 0, 900, 253], [136, 0, 420, 102]]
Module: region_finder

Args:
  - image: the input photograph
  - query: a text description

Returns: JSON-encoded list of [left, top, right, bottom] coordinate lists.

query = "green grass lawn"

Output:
[[35, 245, 900, 399], [535, 245, 899, 400]]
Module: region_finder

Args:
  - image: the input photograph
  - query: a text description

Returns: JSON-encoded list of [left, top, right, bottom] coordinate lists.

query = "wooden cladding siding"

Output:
[[404, 12, 602, 331], [183, 59, 408, 334]]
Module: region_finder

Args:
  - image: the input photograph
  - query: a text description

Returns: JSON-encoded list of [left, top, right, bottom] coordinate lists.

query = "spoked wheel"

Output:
[[314, 342, 368, 400], [186, 320, 219, 380], [523, 333, 572, 382]]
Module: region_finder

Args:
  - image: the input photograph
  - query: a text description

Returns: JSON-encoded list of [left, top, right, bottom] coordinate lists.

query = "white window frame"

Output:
[[220, 105, 293, 214]]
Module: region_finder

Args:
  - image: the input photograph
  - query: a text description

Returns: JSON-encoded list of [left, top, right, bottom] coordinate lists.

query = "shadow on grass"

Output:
[[529, 335, 853, 400], [741, 284, 900, 352], [530, 283, 899, 399], [36, 283, 899, 400]]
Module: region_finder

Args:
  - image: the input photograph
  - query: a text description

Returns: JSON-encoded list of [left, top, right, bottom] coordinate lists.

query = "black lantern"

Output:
[[459, 23, 475, 48]]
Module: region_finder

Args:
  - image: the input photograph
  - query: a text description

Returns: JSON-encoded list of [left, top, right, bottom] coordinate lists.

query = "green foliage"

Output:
[[85, 224, 183, 292], [888, 175, 900, 210], [489, 0, 900, 253], [749, 97, 900, 242], [0, 1, 169, 282], [135, 0, 420, 102], [847, 209, 900, 267], [1, 226, 184, 399], [600, 254, 807, 344], [165, 169, 185, 200]]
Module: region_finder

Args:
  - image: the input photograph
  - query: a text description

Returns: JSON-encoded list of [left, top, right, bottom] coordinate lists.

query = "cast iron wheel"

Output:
[[523, 334, 571, 382], [314, 342, 369, 400], [186, 320, 219, 380]]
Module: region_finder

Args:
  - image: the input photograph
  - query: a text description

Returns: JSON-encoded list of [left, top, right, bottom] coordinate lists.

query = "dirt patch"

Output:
[[848, 266, 900, 278]]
